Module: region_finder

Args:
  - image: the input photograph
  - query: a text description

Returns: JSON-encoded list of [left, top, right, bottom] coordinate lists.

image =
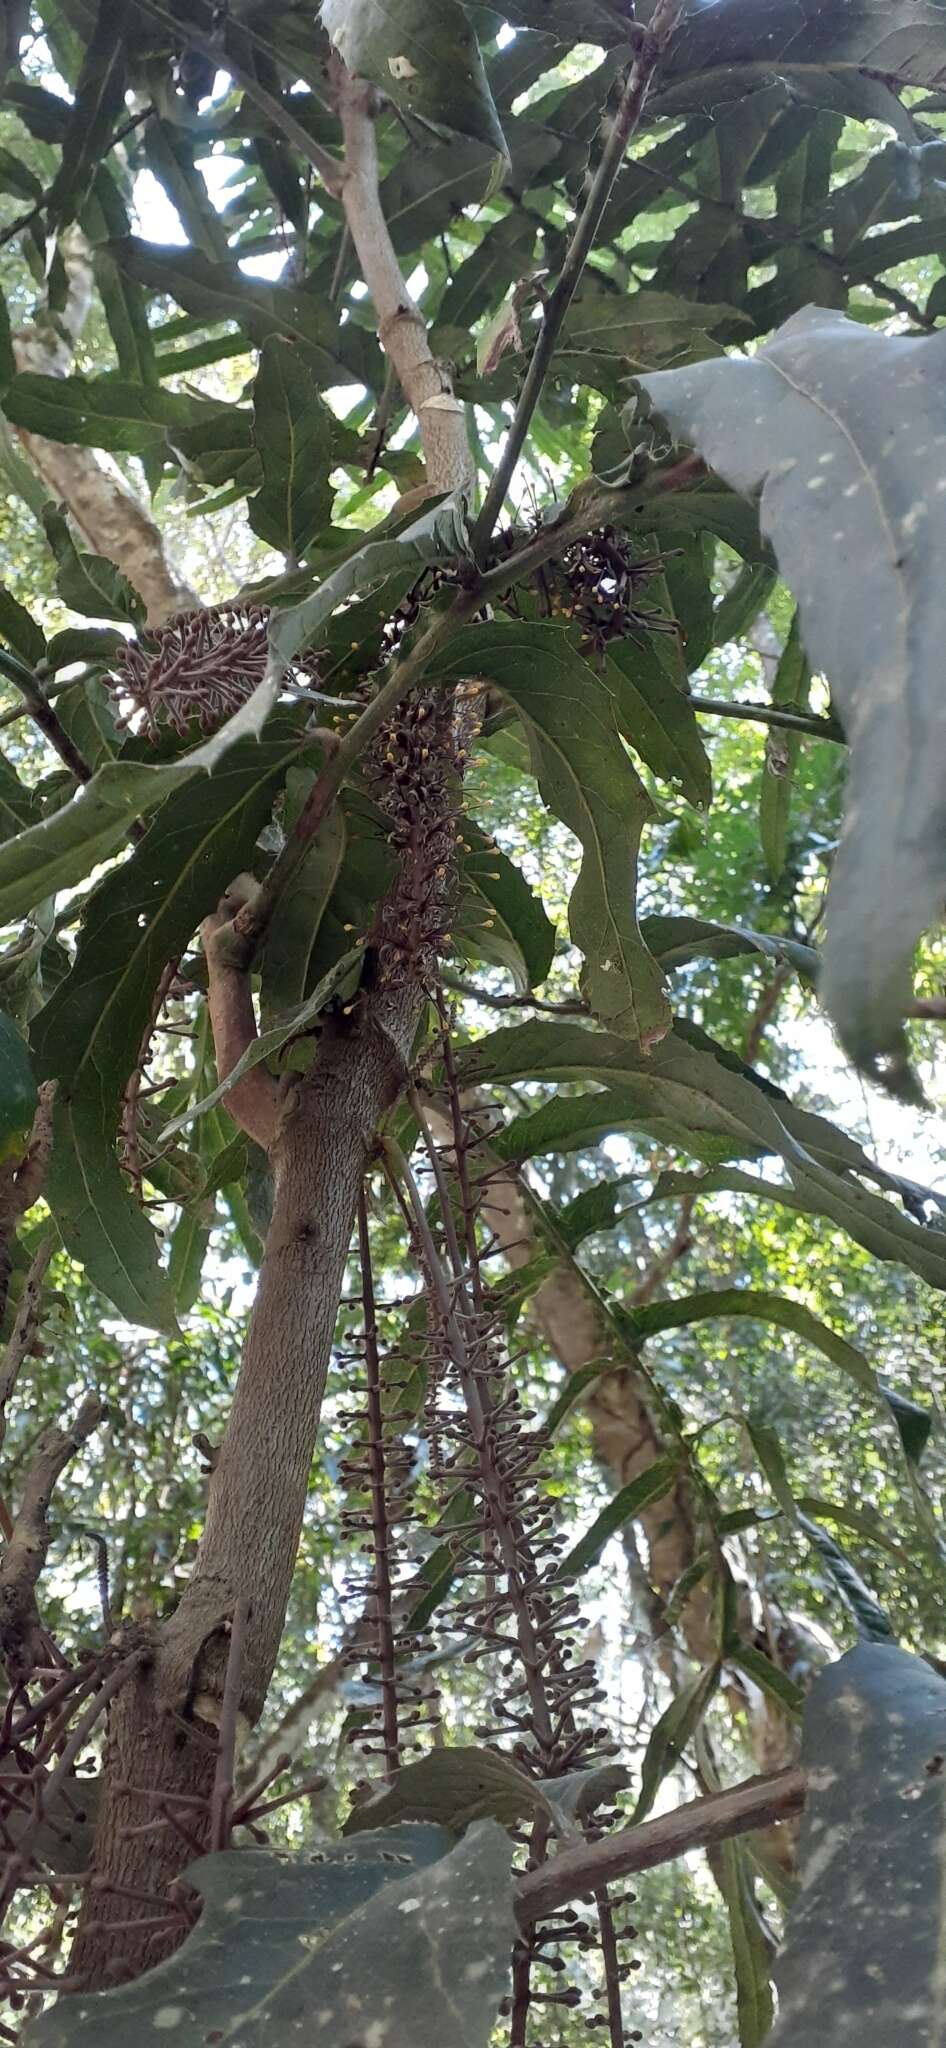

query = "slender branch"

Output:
[[442, 974, 589, 1016], [0, 1236, 54, 1453], [690, 695, 844, 741], [515, 1767, 806, 1922], [472, 0, 687, 557], [0, 1394, 105, 1684], [0, 658, 91, 783]]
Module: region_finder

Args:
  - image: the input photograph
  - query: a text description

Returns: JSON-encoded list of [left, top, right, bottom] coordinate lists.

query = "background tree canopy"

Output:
[[1, 0, 946, 2042]]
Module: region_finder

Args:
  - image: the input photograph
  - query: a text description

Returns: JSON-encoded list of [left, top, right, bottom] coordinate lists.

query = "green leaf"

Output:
[[641, 914, 817, 982], [557, 1177, 635, 1250], [31, 712, 306, 1328], [768, 1645, 946, 2047], [322, 0, 508, 161], [4, 374, 198, 452], [0, 1011, 36, 1162], [168, 1197, 215, 1315], [545, 1357, 615, 1436], [108, 240, 383, 393], [629, 1288, 879, 1398], [42, 506, 144, 627], [429, 623, 670, 1048], [259, 774, 347, 1026], [729, 1644, 804, 1718], [634, 1662, 722, 1824], [0, 659, 295, 927], [269, 493, 471, 671], [639, 308, 946, 1099], [45, 0, 129, 231], [161, 945, 366, 1142], [28, 1823, 512, 2048], [249, 338, 336, 558], [0, 584, 46, 668], [457, 819, 556, 991], [605, 631, 711, 808], [344, 1746, 555, 1837], [717, 1838, 775, 2048], [657, 0, 946, 118], [745, 1410, 798, 1523], [760, 614, 811, 882], [881, 1385, 932, 1467], [555, 1457, 680, 1580]]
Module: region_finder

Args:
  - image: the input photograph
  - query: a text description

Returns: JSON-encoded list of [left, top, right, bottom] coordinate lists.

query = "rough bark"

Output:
[[11, 234, 196, 628]]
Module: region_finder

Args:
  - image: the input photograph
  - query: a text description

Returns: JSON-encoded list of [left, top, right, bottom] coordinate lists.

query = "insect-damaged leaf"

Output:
[[639, 308, 946, 1099], [321, 0, 508, 165], [768, 1644, 946, 2047], [429, 623, 670, 1048], [27, 1824, 514, 2048]]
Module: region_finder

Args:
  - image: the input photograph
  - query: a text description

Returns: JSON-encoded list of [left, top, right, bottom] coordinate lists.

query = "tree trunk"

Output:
[[70, 993, 421, 1986]]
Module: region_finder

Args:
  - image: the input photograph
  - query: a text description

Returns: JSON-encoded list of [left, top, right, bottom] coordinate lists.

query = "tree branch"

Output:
[[690, 695, 844, 742], [203, 897, 281, 1150], [0, 1394, 104, 1684], [472, 0, 687, 556], [515, 1768, 806, 1922], [336, 66, 474, 495]]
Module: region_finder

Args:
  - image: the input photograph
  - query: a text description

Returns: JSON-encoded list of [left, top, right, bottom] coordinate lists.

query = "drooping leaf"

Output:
[[605, 631, 712, 809], [555, 1457, 680, 1580], [656, 0, 946, 121], [716, 1837, 776, 2048], [268, 492, 471, 672], [29, 714, 306, 1327], [0, 1011, 36, 1162], [249, 337, 336, 558], [760, 614, 811, 882], [638, 308, 946, 1098], [768, 1644, 946, 2046], [457, 819, 556, 992], [45, 0, 129, 231], [321, 0, 508, 162], [4, 374, 198, 452], [430, 623, 670, 1048], [260, 773, 347, 1026], [628, 1288, 879, 1398], [27, 1824, 513, 2048], [634, 1661, 722, 1823]]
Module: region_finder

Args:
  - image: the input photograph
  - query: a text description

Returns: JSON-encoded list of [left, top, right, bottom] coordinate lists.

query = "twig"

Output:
[[0, 1236, 54, 1452], [0, 658, 92, 783], [0, 1395, 105, 1684], [689, 694, 844, 741], [515, 1767, 806, 1922], [209, 1596, 251, 1852], [472, 0, 687, 557], [442, 975, 589, 1017]]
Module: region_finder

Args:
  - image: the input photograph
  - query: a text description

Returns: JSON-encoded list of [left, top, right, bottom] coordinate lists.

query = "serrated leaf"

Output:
[[321, 0, 508, 161], [639, 308, 946, 1098], [26, 1823, 512, 2048], [42, 506, 144, 626], [249, 337, 336, 558], [29, 715, 305, 1327], [555, 1457, 680, 1580], [430, 623, 670, 1048], [768, 1644, 946, 2047], [634, 1661, 722, 1823]]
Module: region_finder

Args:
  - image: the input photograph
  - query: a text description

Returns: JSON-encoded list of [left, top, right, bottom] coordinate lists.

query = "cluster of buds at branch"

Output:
[[543, 527, 682, 664], [106, 604, 323, 740]]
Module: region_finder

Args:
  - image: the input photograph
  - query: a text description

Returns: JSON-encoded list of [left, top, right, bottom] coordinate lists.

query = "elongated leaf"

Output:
[[555, 1457, 680, 1580], [0, 584, 45, 667], [717, 1837, 775, 2048], [634, 1662, 722, 1824], [268, 493, 471, 671], [29, 716, 306, 1327], [430, 623, 670, 1048], [344, 1747, 555, 1836], [642, 914, 817, 982], [321, 0, 507, 161], [249, 338, 336, 558], [769, 1644, 946, 2046], [605, 632, 711, 808], [4, 374, 197, 452], [657, 0, 946, 118], [28, 1823, 513, 2048], [760, 614, 811, 882], [0, 1011, 36, 1161], [798, 1515, 895, 1642], [45, 0, 129, 231], [629, 1288, 878, 1397], [545, 1357, 614, 1436], [639, 308, 946, 1097], [260, 774, 347, 1026], [729, 1644, 804, 1718], [458, 820, 556, 992]]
